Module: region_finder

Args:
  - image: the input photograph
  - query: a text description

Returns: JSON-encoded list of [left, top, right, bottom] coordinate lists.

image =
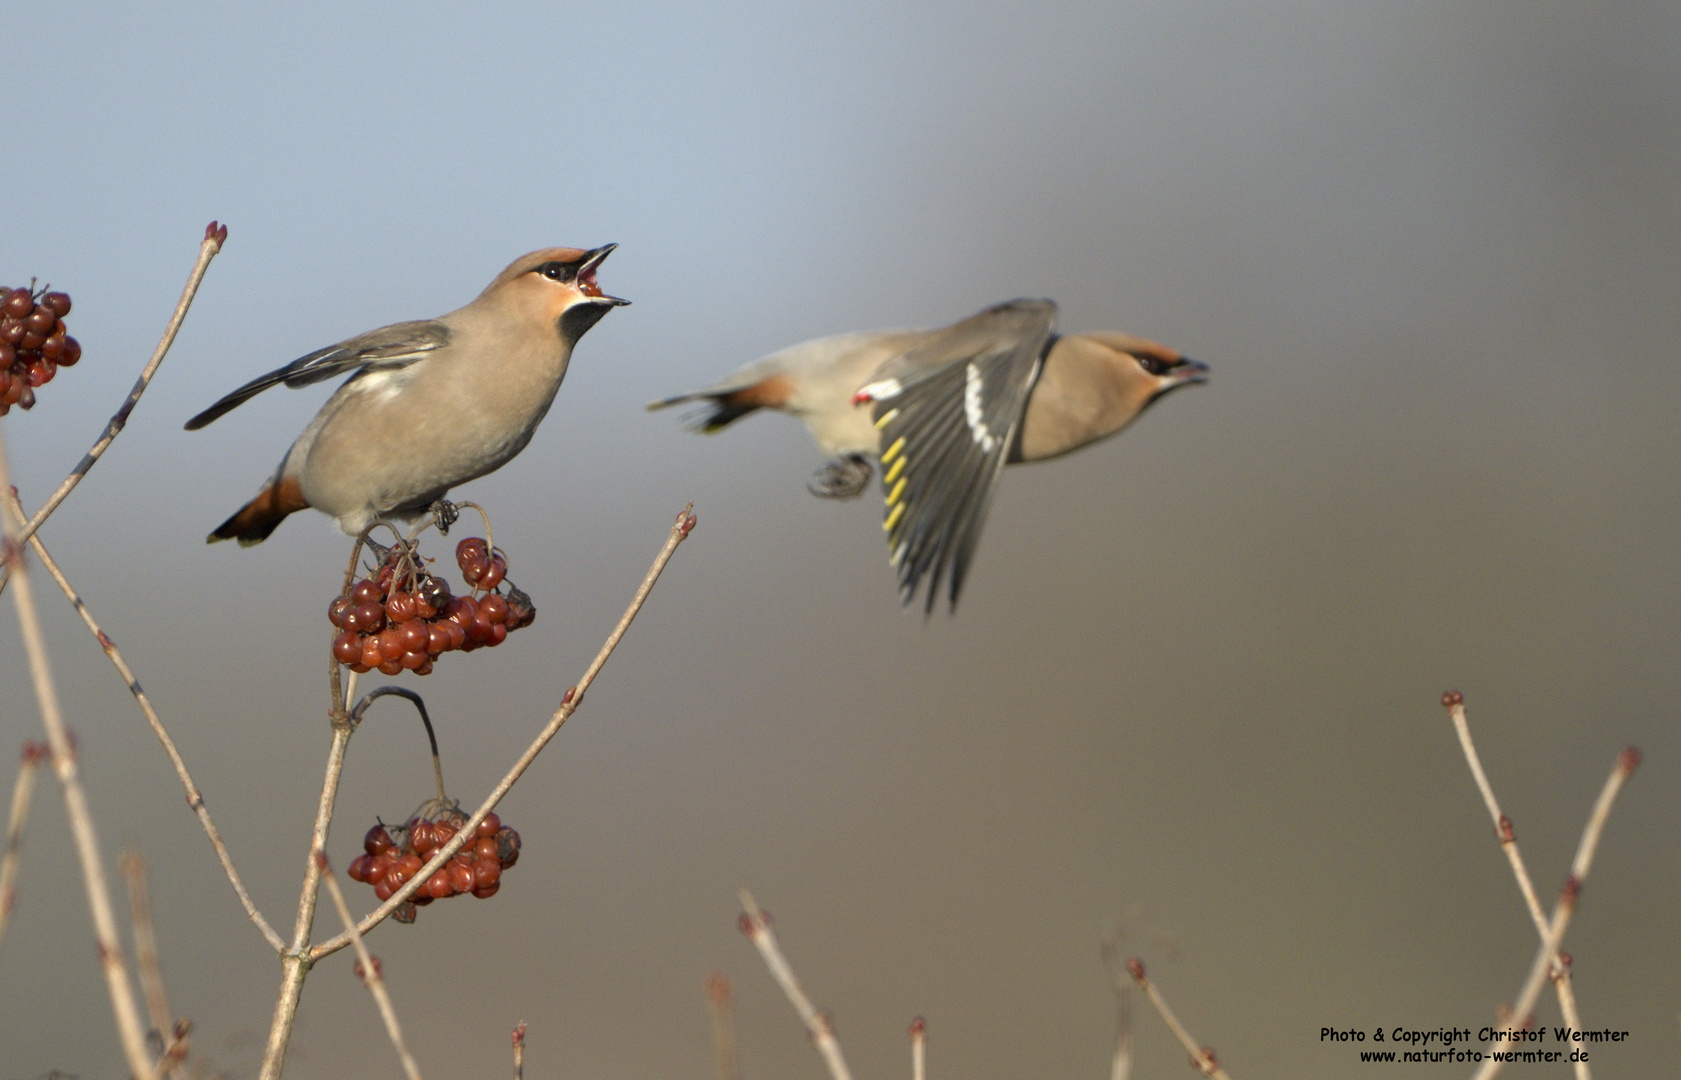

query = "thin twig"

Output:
[[0, 425, 156, 1078], [308, 505, 696, 959], [352, 687, 446, 804], [1470, 748, 1639, 1080], [909, 1017, 926, 1080], [1124, 958, 1231, 1080], [7, 486, 284, 953], [0, 741, 47, 951], [737, 889, 854, 1080], [705, 972, 738, 1080], [512, 1021, 526, 1080], [0, 222, 226, 594], [120, 850, 182, 1078], [1444, 694, 1586, 1072], [316, 852, 423, 1080]]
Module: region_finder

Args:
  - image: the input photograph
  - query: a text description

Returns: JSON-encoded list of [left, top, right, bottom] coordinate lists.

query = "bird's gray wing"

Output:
[[865, 299, 1056, 612], [184, 320, 451, 430]]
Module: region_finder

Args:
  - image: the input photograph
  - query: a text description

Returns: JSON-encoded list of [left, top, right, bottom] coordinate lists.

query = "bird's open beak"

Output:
[[1169, 358, 1210, 385], [577, 244, 630, 306]]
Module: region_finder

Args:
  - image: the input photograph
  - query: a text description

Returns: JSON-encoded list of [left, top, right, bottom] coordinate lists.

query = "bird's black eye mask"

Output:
[[536, 260, 579, 285]]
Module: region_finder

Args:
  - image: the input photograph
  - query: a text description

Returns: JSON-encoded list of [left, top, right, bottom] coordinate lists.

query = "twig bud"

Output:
[[908, 1016, 926, 1038], [1618, 746, 1641, 777], [1125, 957, 1146, 982], [512, 1021, 526, 1048], [1497, 814, 1515, 842], [1440, 689, 1463, 708], [353, 956, 383, 982], [1560, 875, 1580, 908], [20, 741, 48, 764]]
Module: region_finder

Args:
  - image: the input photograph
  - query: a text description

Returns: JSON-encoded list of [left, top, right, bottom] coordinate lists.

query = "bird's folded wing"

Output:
[[865, 299, 1056, 611], [184, 320, 451, 430]]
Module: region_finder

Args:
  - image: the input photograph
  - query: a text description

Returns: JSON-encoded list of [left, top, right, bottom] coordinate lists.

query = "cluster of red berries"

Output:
[[0, 286, 79, 415], [347, 810, 520, 910], [329, 537, 535, 676]]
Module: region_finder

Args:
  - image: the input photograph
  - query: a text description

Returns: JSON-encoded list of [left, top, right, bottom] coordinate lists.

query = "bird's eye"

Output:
[[1137, 355, 1170, 377], [538, 261, 576, 283]]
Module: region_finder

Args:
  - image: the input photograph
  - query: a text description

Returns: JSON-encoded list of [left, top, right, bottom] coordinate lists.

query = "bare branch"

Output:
[[0, 741, 47, 951], [737, 889, 854, 1080], [317, 852, 423, 1080], [1443, 692, 1586, 1071], [308, 506, 697, 959], [512, 1021, 526, 1080], [0, 424, 156, 1078], [7, 486, 284, 953], [0, 222, 226, 589], [705, 972, 738, 1080], [1124, 958, 1231, 1080], [909, 1016, 926, 1080], [1470, 748, 1639, 1080], [120, 850, 182, 1078]]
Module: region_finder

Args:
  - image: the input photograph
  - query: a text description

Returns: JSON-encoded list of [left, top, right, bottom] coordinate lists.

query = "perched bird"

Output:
[[651, 299, 1206, 610], [188, 245, 627, 544]]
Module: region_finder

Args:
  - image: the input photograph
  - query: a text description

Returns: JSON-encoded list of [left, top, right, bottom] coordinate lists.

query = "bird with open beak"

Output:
[[189, 245, 627, 544], [650, 299, 1207, 611]]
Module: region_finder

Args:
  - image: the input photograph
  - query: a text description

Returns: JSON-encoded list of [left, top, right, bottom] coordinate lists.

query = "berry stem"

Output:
[[351, 687, 447, 805]]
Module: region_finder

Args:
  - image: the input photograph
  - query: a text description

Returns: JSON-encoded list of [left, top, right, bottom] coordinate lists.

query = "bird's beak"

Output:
[[577, 244, 630, 306], [1169, 358, 1209, 385]]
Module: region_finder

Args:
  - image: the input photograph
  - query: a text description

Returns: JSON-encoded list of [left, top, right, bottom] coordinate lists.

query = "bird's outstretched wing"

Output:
[[863, 299, 1056, 612], [184, 320, 451, 430]]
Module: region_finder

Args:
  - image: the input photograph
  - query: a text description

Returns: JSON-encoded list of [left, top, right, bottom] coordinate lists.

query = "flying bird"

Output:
[[650, 299, 1206, 610], [188, 245, 627, 544]]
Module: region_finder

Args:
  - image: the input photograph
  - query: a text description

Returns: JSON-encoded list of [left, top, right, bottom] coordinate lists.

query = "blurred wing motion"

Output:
[[185, 320, 452, 430], [862, 299, 1056, 611]]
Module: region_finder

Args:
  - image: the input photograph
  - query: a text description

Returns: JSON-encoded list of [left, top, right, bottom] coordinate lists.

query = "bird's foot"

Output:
[[807, 454, 873, 499], [428, 499, 460, 534]]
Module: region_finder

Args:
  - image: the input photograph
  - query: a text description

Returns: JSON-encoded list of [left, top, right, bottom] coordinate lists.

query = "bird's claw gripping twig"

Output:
[[428, 499, 460, 534]]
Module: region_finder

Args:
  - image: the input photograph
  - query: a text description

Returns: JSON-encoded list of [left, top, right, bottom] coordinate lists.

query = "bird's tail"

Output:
[[208, 475, 310, 546], [645, 374, 794, 433]]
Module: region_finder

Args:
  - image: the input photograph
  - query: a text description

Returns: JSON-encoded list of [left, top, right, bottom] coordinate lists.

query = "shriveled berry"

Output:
[[495, 827, 521, 867], [473, 857, 502, 888], [332, 631, 363, 664], [377, 628, 404, 662], [395, 852, 423, 880], [456, 537, 489, 571], [410, 820, 436, 854], [448, 861, 475, 894], [360, 636, 383, 669], [365, 824, 395, 856], [432, 822, 457, 850], [476, 811, 501, 838]]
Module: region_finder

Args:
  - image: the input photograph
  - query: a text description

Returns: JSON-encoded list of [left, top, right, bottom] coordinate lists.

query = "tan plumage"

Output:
[[651, 299, 1207, 608], [190, 245, 627, 544]]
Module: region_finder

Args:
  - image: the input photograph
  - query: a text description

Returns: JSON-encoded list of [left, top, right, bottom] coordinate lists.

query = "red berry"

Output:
[[447, 861, 475, 894], [378, 659, 403, 676], [385, 591, 416, 622], [360, 636, 383, 669], [476, 812, 501, 838], [456, 537, 488, 571], [328, 596, 352, 627], [347, 854, 372, 882], [365, 825, 395, 856], [40, 333, 64, 360], [41, 292, 70, 318], [445, 621, 466, 651], [410, 821, 436, 855], [332, 631, 363, 664], [487, 623, 508, 647], [446, 596, 477, 626], [425, 868, 453, 899], [23, 308, 54, 336], [377, 628, 404, 662], [473, 836, 499, 862], [411, 893, 433, 907], [2, 290, 31, 319], [58, 337, 80, 366], [432, 821, 457, 849], [473, 857, 501, 888], [25, 358, 53, 385], [481, 594, 509, 624], [480, 557, 506, 590], [349, 662, 371, 674], [398, 618, 428, 653], [395, 852, 423, 881], [373, 876, 396, 901], [427, 624, 451, 655], [415, 659, 434, 676], [401, 649, 426, 671], [352, 579, 382, 605], [355, 602, 386, 634]]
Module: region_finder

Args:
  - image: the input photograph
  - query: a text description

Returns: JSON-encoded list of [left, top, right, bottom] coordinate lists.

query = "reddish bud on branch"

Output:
[[1440, 689, 1463, 708], [1560, 875, 1580, 908], [562, 686, 576, 705], [353, 956, 383, 982], [1497, 814, 1514, 842], [203, 221, 229, 249], [1126, 957, 1146, 982], [908, 1016, 926, 1038], [512, 1021, 526, 1048], [20, 741, 48, 764], [1618, 746, 1641, 776]]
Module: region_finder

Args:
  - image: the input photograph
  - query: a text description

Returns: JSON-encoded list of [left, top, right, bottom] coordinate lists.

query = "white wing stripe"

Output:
[[963, 362, 997, 453]]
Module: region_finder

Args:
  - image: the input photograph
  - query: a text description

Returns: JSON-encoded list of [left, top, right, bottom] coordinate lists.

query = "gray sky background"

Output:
[[2, 2, 1678, 1077]]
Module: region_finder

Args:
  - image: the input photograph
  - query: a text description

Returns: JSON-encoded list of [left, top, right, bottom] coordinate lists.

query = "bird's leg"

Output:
[[427, 499, 460, 535], [806, 454, 873, 499]]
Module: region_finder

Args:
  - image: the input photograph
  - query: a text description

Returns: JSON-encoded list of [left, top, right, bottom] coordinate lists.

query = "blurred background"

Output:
[[2, 2, 1677, 1077]]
